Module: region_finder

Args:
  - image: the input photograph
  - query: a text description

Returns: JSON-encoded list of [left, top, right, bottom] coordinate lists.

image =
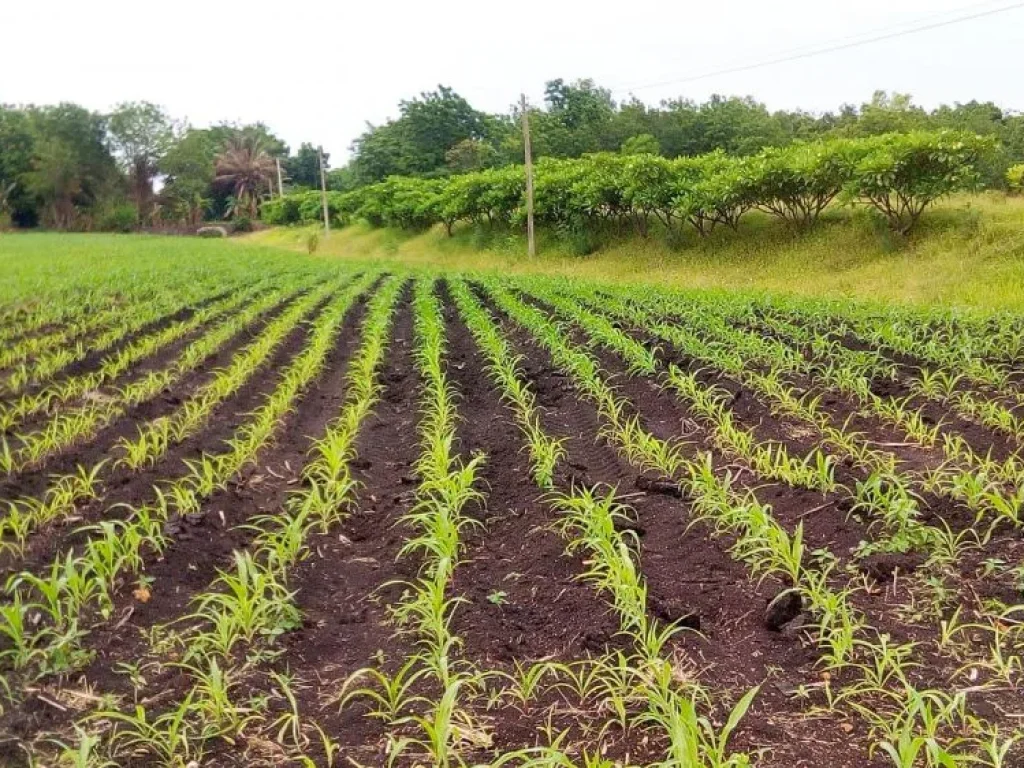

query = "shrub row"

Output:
[[263, 131, 994, 237]]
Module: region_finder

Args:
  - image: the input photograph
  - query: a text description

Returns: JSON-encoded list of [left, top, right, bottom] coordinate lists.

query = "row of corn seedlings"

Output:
[[583, 283, 1002, 555], [376, 277, 488, 766], [480, 277, 1017, 767], [718, 301, 1024, 523], [453, 278, 758, 767], [0, 275, 374, 684], [0, 265, 248, 357], [0, 298, 178, 374], [722, 300, 1024, 448], [519, 278, 837, 493], [447, 278, 565, 490], [340, 278, 491, 767], [742, 305, 1022, 535], [764, 294, 1024, 394], [0, 246, 294, 340], [0, 276, 359, 558], [0, 275, 258, 398], [75, 276, 405, 768], [0, 288, 114, 347], [710, 294, 1024, 527], [574, 283, 1021, 675], [615, 287, 1024, 747], [0, 279, 319, 476], [0, 276, 296, 434]]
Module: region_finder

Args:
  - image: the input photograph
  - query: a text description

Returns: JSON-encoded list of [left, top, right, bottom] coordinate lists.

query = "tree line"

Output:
[[0, 102, 326, 230], [337, 83, 1024, 190], [263, 132, 993, 243], [2, 81, 1023, 231]]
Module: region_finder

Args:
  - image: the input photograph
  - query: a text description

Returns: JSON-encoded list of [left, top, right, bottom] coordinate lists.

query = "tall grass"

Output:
[[248, 192, 1024, 313]]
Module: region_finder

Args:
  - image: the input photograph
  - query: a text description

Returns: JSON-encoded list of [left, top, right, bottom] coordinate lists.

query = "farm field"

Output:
[[0, 236, 1022, 767]]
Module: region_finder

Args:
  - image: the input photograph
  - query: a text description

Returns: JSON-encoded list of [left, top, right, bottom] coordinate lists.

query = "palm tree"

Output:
[[214, 135, 275, 219]]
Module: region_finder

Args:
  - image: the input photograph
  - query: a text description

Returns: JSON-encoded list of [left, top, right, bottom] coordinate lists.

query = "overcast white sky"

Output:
[[3, 0, 1023, 162]]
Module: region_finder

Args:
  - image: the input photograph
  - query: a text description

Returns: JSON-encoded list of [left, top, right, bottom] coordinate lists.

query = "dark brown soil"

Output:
[[475, 292, 878, 767], [0, 287, 369, 763], [0, 282, 1020, 768]]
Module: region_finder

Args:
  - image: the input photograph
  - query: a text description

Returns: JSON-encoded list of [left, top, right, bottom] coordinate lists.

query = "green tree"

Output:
[[326, 166, 359, 192], [0, 106, 36, 226], [445, 138, 497, 172], [107, 101, 178, 221], [23, 137, 83, 229], [348, 86, 495, 183], [208, 122, 288, 158], [214, 134, 276, 219], [1005, 164, 1024, 194], [621, 133, 661, 156], [848, 91, 928, 136], [843, 132, 993, 234], [282, 143, 324, 189], [348, 121, 414, 184], [529, 78, 616, 158], [399, 86, 490, 170], [24, 103, 116, 229], [160, 128, 218, 226], [543, 78, 615, 129], [205, 122, 287, 219]]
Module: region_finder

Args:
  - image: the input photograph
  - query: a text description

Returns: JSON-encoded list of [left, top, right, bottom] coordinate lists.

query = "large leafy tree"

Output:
[[23, 103, 116, 229], [845, 91, 929, 136], [210, 123, 288, 219], [842, 132, 993, 233], [530, 79, 616, 157], [283, 142, 325, 189], [654, 95, 790, 157], [23, 137, 82, 229], [160, 128, 218, 226], [349, 86, 494, 184], [208, 122, 288, 158], [0, 106, 36, 226], [107, 101, 178, 220], [445, 138, 497, 172], [399, 86, 490, 171], [543, 78, 615, 129]]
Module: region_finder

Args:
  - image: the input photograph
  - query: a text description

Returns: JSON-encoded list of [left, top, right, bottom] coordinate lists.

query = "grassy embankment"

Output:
[[1, 192, 1022, 313], [248, 192, 1024, 313]]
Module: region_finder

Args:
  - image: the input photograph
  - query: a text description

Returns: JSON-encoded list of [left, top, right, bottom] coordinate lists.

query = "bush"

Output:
[[232, 215, 254, 233], [1007, 164, 1024, 194], [96, 203, 139, 233], [841, 132, 995, 234], [261, 196, 301, 225], [741, 139, 865, 228]]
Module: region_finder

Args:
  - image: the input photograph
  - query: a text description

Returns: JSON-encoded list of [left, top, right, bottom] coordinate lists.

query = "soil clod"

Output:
[[635, 475, 684, 497], [765, 589, 803, 631]]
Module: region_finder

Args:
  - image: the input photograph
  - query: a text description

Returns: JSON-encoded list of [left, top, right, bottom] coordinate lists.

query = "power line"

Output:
[[685, 0, 1006, 69], [613, 1, 1024, 95]]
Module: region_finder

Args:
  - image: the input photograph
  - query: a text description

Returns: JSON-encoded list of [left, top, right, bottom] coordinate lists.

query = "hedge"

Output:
[[262, 131, 994, 237]]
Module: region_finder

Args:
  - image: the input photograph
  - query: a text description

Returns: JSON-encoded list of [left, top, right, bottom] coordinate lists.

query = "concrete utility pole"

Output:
[[276, 157, 285, 198], [520, 93, 536, 258], [318, 145, 330, 237]]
